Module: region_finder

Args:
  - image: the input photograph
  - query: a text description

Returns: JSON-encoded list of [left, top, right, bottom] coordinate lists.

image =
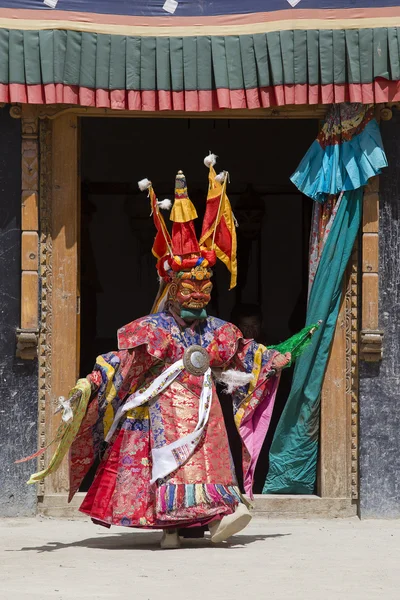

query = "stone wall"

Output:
[[0, 108, 37, 516], [359, 109, 400, 518]]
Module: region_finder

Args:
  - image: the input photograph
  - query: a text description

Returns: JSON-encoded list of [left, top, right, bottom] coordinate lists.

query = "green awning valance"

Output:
[[1, 27, 400, 109]]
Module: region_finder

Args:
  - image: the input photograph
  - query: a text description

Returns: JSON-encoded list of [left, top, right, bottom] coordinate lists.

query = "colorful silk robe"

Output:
[[70, 311, 279, 528]]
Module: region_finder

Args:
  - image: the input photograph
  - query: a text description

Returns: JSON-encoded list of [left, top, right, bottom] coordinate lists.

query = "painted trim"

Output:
[[4, 80, 400, 110], [0, 10, 400, 36]]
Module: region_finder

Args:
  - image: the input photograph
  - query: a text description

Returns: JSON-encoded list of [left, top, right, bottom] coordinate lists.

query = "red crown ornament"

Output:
[[138, 153, 236, 289]]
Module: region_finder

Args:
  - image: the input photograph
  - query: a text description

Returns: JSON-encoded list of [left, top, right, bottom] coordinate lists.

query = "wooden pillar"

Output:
[[319, 245, 359, 500], [16, 107, 40, 359], [319, 285, 349, 498], [360, 175, 383, 361], [43, 114, 79, 495]]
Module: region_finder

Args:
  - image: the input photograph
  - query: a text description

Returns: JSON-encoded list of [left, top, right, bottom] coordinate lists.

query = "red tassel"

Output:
[[14, 447, 46, 464]]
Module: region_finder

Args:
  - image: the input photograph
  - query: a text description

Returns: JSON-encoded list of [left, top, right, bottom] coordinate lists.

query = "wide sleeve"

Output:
[[228, 339, 280, 498], [68, 346, 156, 500]]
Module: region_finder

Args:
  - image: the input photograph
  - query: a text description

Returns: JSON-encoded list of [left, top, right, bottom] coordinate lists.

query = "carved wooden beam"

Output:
[[16, 106, 40, 359], [10, 102, 328, 121]]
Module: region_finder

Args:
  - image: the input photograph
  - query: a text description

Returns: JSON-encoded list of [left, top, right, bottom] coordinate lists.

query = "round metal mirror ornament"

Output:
[[183, 345, 210, 376]]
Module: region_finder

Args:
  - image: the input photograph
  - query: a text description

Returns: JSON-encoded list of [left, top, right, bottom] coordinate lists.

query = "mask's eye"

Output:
[[180, 284, 194, 297], [201, 284, 213, 294]]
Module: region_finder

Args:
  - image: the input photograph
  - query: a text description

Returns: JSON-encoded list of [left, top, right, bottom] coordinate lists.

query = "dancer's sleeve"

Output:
[[228, 339, 281, 498], [24, 346, 155, 498]]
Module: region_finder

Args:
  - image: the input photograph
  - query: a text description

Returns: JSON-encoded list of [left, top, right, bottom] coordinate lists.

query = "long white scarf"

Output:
[[105, 359, 213, 483]]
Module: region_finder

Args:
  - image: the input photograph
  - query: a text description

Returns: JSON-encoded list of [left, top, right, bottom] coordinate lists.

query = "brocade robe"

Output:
[[69, 311, 279, 528]]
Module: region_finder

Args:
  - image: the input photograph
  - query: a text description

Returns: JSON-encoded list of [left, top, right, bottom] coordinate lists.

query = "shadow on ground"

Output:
[[10, 532, 290, 553]]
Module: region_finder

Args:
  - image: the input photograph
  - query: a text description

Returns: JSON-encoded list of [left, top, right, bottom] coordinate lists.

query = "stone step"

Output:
[[37, 493, 357, 519]]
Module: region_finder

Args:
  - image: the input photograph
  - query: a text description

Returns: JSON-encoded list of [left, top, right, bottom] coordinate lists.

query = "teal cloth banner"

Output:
[[264, 189, 362, 494]]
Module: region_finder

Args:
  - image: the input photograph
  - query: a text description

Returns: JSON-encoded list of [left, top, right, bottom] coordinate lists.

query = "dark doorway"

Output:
[[79, 116, 316, 493]]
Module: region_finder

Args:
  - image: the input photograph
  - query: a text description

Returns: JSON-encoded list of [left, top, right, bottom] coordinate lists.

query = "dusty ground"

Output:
[[1, 517, 399, 600]]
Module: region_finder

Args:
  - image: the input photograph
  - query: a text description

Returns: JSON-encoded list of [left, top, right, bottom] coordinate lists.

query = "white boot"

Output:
[[209, 503, 252, 543], [160, 529, 180, 549]]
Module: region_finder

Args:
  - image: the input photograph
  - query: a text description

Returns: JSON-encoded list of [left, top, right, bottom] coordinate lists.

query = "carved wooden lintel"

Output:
[[378, 102, 400, 121], [16, 328, 39, 360], [380, 107, 393, 121], [9, 104, 22, 120], [360, 330, 384, 362], [9, 102, 328, 121]]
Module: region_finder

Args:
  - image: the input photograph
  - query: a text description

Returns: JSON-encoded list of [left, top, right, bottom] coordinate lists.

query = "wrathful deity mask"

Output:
[[167, 275, 212, 320], [176, 279, 213, 309], [166, 260, 214, 320]]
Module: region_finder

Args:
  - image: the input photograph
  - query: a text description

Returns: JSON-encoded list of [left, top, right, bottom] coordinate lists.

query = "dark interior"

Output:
[[79, 116, 317, 493]]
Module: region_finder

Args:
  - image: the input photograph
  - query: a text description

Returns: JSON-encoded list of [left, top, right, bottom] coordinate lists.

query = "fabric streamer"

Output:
[[25, 379, 91, 484], [268, 322, 322, 366]]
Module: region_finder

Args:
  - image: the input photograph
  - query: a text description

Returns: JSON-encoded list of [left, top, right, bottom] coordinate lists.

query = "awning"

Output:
[[2, 2, 400, 110]]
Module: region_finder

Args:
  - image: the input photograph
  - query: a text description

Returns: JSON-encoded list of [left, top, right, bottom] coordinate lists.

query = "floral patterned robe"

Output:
[[69, 311, 279, 528]]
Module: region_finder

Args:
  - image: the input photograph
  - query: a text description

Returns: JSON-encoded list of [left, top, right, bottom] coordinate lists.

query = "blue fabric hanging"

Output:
[[263, 103, 387, 495], [264, 189, 362, 493], [290, 106, 387, 203]]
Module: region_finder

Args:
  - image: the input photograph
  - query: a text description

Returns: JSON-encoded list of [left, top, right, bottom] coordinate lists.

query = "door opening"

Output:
[[79, 116, 317, 493]]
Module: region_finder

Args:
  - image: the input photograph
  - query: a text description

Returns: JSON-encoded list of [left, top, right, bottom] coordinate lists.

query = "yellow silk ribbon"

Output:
[[95, 355, 118, 438], [27, 379, 91, 485], [234, 344, 265, 429]]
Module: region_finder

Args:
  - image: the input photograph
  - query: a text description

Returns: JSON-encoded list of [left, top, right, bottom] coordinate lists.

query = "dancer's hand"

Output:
[[271, 352, 291, 371], [54, 390, 82, 420], [87, 371, 102, 392]]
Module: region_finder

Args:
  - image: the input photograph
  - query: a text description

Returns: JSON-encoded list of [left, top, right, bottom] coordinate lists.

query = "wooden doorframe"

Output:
[[14, 103, 363, 517], [318, 244, 359, 501], [39, 113, 80, 497]]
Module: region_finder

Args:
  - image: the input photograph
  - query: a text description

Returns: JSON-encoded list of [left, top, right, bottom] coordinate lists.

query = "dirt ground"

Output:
[[1, 516, 399, 600]]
